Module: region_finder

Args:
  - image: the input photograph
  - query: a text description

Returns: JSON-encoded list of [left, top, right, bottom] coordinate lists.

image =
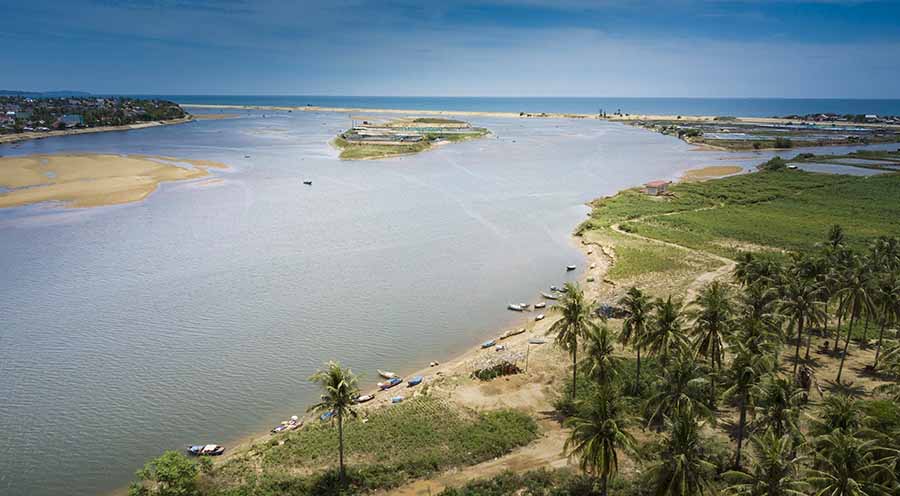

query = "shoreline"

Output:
[[0, 116, 194, 145]]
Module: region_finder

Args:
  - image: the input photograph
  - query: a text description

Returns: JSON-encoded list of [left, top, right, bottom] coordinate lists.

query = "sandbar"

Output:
[[0, 154, 228, 209], [680, 165, 744, 181]]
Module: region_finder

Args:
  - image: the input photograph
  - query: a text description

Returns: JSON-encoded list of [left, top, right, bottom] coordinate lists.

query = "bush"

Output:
[[758, 156, 788, 171], [773, 137, 793, 148]]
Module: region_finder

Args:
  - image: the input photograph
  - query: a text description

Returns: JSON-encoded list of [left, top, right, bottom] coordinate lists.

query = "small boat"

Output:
[[407, 376, 423, 387], [499, 328, 526, 340], [391, 396, 404, 404], [519, 302, 529, 310], [541, 292, 559, 300], [303, 180, 313, 185], [320, 411, 334, 421], [187, 444, 225, 456], [495, 344, 505, 351], [288, 416, 303, 430], [429, 361, 439, 367], [549, 285, 562, 292], [271, 423, 290, 434], [378, 370, 397, 379], [528, 338, 547, 345], [378, 377, 402, 390], [508, 303, 524, 311], [355, 394, 375, 404], [787, 165, 798, 170], [535, 314, 545, 321], [481, 339, 496, 349], [566, 265, 577, 271], [534, 302, 546, 309]]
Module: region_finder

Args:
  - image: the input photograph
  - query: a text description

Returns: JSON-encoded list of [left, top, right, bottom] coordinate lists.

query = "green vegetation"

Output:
[[166, 396, 537, 495], [334, 120, 489, 160], [412, 117, 466, 124], [333, 136, 431, 160], [0, 95, 186, 134]]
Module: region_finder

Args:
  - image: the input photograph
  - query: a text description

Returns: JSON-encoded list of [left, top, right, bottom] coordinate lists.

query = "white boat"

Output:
[[566, 265, 576, 271], [355, 394, 375, 404], [534, 302, 546, 309], [535, 314, 545, 321], [541, 292, 558, 300], [508, 303, 524, 311], [377, 370, 397, 379]]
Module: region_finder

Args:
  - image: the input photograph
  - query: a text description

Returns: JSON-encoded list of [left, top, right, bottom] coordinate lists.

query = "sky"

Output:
[[2, 0, 900, 98]]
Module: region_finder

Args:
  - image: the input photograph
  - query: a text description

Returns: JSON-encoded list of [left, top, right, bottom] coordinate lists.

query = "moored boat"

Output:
[[355, 394, 375, 403], [187, 444, 225, 456], [481, 339, 496, 349], [303, 180, 313, 185], [320, 411, 334, 421], [566, 265, 576, 271], [377, 369, 397, 379], [391, 396, 404, 403], [534, 302, 546, 309], [535, 313, 545, 321], [407, 376, 423, 387], [378, 377, 402, 390], [508, 303, 524, 311], [541, 292, 558, 300]]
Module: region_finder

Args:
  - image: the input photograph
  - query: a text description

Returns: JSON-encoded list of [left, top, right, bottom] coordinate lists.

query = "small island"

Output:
[[333, 116, 489, 160]]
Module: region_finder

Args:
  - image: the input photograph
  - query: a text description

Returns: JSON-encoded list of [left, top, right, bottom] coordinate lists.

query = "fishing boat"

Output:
[[377, 370, 397, 379], [320, 411, 334, 421], [541, 292, 558, 300], [378, 377, 402, 390], [303, 180, 313, 185], [271, 423, 289, 434], [187, 444, 225, 456], [355, 394, 375, 404], [566, 265, 576, 271], [272, 415, 302, 433], [534, 302, 546, 309], [535, 314, 545, 321], [508, 303, 524, 311], [288, 416, 303, 430], [481, 339, 496, 349], [528, 338, 547, 345], [407, 376, 423, 387]]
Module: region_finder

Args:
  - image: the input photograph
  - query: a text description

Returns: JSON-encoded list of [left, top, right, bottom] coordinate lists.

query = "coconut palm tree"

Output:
[[872, 270, 900, 369], [751, 374, 804, 440], [646, 405, 716, 496], [619, 286, 650, 393], [778, 275, 825, 379], [691, 281, 735, 406], [808, 431, 894, 496], [548, 282, 594, 401], [722, 430, 808, 496], [724, 340, 774, 469], [583, 321, 621, 388], [735, 252, 757, 288], [308, 361, 359, 483], [642, 296, 689, 369], [564, 387, 637, 496], [809, 393, 865, 437], [835, 257, 875, 383], [645, 353, 712, 428]]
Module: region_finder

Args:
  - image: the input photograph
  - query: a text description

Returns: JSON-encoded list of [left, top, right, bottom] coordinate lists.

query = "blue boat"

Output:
[[391, 396, 404, 403], [408, 376, 423, 387], [320, 411, 334, 421], [379, 377, 402, 390], [481, 340, 496, 349]]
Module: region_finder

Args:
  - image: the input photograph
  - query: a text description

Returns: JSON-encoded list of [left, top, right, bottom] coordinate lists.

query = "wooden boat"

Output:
[[355, 394, 375, 404], [187, 444, 225, 456], [407, 376, 423, 387], [535, 314, 545, 321], [566, 265, 576, 271], [541, 292, 558, 300], [378, 370, 397, 379], [481, 339, 496, 349], [378, 377, 402, 390], [500, 328, 526, 340], [534, 302, 546, 309], [508, 303, 524, 311]]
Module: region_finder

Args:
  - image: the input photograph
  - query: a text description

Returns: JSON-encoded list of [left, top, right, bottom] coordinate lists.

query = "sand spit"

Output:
[[0, 154, 229, 209], [680, 165, 744, 181], [0, 117, 194, 145]]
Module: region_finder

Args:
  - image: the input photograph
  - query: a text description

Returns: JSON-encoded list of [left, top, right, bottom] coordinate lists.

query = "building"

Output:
[[57, 114, 84, 128], [644, 180, 671, 196]]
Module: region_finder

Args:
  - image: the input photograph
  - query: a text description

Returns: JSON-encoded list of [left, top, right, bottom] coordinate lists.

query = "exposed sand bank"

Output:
[[680, 165, 744, 181], [0, 154, 228, 209], [0, 116, 194, 145], [191, 113, 241, 120]]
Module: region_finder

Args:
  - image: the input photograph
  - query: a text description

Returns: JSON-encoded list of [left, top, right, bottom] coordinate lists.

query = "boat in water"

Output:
[[407, 376, 423, 387], [303, 180, 313, 185], [187, 444, 225, 456], [534, 302, 546, 309], [508, 303, 525, 311], [549, 285, 562, 292], [541, 292, 558, 300], [378, 377, 402, 390], [566, 265, 576, 271], [377, 370, 397, 379]]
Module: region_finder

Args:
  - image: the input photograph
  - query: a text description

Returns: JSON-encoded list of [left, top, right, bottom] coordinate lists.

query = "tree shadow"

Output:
[[821, 379, 868, 398]]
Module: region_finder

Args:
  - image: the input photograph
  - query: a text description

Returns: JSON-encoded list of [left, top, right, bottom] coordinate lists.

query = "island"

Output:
[[333, 116, 490, 159]]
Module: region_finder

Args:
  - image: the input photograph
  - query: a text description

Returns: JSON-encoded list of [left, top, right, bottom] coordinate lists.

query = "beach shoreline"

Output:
[[0, 116, 195, 145]]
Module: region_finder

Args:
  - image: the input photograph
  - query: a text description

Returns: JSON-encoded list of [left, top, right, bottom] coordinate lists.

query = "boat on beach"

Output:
[[535, 314, 545, 321], [378, 370, 397, 379], [508, 303, 525, 311], [355, 393, 375, 403], [187, 444, 225, 456], [550, 285, 562, 292], [320, 411, 334, 421], [481, 339, 496, 349], [499, 328, 526, 340], [407, 376, 423, 387], [378, 377, 402, 390], [272, 415, 302, 433], [541, 292, 558, 300], [534, 302, 546, 309]]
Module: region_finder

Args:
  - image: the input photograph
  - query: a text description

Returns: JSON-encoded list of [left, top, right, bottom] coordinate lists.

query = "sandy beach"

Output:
[[0, 116, 195, 145], [0, 154, 228, 209]]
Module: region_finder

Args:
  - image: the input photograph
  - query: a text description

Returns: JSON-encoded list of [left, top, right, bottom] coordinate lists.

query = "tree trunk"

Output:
[[572, 346, 578, 401], [834, 297, 846, 353], [338, 410, 345, 483], [792, 313, 804, 379], [709, 362, 718, 410], [601, 471, 608, 496], [836, 311, 857, 384], [635, 345, 642, 395], [861, 312, 870, 344], [874, 317, 888, 369], [735, 394, 747, 469]]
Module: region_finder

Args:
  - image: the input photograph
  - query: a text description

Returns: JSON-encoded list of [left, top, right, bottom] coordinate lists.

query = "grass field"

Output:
[[203, 397, 538, 494]]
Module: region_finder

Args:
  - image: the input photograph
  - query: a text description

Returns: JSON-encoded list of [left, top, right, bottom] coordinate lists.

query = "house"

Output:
[[57, 114, 84, 128], [644, 180, 671, 196]]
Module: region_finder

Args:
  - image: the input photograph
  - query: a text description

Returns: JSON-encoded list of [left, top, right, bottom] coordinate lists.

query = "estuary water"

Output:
[[0, 110, 897, 495]]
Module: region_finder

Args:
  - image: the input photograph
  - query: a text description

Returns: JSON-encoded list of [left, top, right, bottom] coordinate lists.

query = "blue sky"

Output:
[[2, 0, 899, 97]]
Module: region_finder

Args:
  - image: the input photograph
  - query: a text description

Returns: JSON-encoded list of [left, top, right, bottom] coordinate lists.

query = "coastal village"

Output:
[[0, 95, 186, 135]]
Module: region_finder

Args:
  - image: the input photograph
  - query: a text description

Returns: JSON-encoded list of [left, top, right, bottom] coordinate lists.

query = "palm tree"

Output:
[[751, 374, 804, 440], [808, 431, 894, 496], [646, 405, 716, 496], [564, 388, 637, 496], [308, 361, 359, 483], [583, 321, 621, 387], [835, 257, 875, 383], [645, 353, 712, 428], [642, 296, 689, 369], [872, 270, 900, 369], [735, 252, 757, 288], [619, 286, 650, 393], [809, 393, 865, 437], [826, 224, 845, 252], [722, 430, 808, 496], [691, 281, 735, 406], [548, 282, 594, 401], [778, 275, 824, 379], [724, 340, 773, 469]]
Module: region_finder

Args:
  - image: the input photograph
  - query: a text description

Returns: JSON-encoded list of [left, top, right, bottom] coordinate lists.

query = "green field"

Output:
[[581, 168, 900, 260], [201, 397, 538, 494]]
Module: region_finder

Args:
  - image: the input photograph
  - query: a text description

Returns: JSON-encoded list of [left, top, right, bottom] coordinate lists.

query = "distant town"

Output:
[[0, 96, 186, 135]]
